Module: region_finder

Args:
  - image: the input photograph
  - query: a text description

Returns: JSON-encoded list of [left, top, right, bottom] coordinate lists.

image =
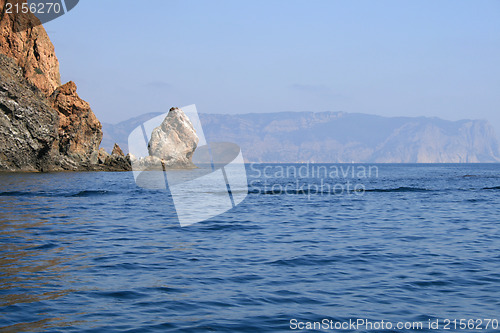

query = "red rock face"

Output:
[[0, 0, 127, 171], [51, 81, 103, 161], [1, 0, 102, 162], [0, 0, 61, 96]]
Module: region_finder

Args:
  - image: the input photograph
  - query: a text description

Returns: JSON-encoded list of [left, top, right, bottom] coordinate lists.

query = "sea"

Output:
[[1, 164, 499, 332]]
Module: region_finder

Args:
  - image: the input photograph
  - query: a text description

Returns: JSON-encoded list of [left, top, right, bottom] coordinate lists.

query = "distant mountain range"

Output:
[[102, 111, 500, 163]]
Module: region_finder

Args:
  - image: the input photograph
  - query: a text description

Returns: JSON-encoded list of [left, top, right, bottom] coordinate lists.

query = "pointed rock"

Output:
[[112, 143, 124, 157], [148, 107, 199, 168]]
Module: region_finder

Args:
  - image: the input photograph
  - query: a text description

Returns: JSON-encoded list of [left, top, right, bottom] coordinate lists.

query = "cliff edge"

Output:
[[0, 0, 130, 171]]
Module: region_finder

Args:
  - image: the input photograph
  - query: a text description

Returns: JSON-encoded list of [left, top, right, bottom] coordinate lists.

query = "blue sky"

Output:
[[45, 0, 500, 133]]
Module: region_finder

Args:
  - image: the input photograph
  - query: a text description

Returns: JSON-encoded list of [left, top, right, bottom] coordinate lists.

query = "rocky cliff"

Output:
[[0, 0, 130, 172], [50, 81, 102, 164], [0, 54, 59, 171], [0, 0, 60, 96]]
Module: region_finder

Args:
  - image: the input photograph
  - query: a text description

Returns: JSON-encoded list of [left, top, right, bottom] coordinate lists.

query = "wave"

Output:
[[248, 189, 316, 195], [0, 191, 38, 197], [1, 185, 497, 199], [70, 190, 116, 197], [364, 187, 431, 193], [27, 243, 58, 251], [248, 186, 432, 195], [0, 190, 117, 197], [463, 175, 500, 179], [249, 189, 334, 195]]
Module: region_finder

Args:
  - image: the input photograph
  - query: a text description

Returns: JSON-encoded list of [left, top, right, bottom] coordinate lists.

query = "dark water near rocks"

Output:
[[1, 164, 500, 332]]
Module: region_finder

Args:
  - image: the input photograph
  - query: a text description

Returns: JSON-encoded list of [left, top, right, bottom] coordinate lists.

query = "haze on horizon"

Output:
[[45, 0, 500, 135]]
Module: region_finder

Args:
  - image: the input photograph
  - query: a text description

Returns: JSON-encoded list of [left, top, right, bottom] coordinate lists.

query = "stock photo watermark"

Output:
[[249, 163, 379, 199], [128, 105, 248, 227], [289, 318, 500, 331], [4, 0, 80, 32], [128, 105, 379, 226]]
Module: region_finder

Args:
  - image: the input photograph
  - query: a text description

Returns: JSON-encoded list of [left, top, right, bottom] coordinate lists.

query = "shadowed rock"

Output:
[[0, 54, 59, 171]]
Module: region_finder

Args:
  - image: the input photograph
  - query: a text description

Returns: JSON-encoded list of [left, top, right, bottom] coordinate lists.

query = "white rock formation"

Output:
[[147, 107, 199, 168]]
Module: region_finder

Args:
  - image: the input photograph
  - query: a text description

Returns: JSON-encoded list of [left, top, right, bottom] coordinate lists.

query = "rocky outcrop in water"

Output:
[[129, 108, 199, 170], [0, 0, 130, 172], [111, 143, 124, 157], [147, 107, 199, 168], [88, 144, 130, 171]]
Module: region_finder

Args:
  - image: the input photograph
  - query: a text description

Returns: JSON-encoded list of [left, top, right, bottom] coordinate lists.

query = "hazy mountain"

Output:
[[102, 111, 500, 163]]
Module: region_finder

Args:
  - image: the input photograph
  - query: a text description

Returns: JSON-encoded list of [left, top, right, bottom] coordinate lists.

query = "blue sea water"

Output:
[[0, 164, 500, 332]]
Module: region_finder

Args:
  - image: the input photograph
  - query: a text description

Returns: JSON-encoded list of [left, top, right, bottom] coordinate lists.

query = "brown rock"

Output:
[[50, 81, 103, 163], [88, 147, 131, 171], [0, 2, 131, 172], [112, 143, 124, 157], [97, 148, 110, 164], [103, 147, 131, 171], [0, 0, 61, 96]]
